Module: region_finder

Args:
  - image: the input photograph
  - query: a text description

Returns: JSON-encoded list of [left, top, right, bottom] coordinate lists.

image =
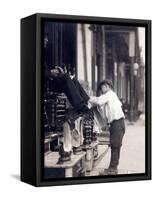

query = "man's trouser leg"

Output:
[[72, 78, 90, 102], [54, 74, 88, 109], [109, 118, 125, 169], [63, 118, 83, 153], [63, 121, 72, 152]]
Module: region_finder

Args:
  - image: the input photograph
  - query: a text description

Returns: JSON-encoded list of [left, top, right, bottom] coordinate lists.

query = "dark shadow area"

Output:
[[11, 174, 20, 181]]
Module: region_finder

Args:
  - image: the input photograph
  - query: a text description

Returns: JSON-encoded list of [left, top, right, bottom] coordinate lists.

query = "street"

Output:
[[87, 118, 145, 176]]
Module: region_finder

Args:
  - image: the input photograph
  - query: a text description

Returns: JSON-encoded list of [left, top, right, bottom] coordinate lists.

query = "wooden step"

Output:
[[44, 151, 86, 178]]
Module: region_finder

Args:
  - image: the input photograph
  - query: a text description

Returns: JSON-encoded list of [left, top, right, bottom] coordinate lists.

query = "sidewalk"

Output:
[[87, 119, 145, 176]]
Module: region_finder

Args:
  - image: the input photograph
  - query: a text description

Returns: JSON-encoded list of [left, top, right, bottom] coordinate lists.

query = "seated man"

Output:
[[45, 66, 90, 116], [45, 66, 92, 162]]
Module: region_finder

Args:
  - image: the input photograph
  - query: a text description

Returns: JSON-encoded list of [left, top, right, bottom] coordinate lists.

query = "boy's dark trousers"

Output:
[[109, 118, 125, 169]]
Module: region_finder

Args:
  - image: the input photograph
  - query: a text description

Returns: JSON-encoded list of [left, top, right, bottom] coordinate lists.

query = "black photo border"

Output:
[[23, 13, 151, 187]]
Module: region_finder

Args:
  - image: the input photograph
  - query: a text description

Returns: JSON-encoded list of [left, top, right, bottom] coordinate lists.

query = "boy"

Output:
[[89, 80, 125, 175]]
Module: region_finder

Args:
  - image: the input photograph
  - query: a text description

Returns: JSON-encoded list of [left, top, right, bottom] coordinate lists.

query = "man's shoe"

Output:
[[57, 143, 72, 164], [57, 150, 72, 164], [73, 146, 82, 155], [50, 69, 60, 77]]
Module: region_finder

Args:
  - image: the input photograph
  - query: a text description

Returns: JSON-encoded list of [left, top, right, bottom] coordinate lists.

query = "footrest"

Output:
[[44, 151, 86, 178]]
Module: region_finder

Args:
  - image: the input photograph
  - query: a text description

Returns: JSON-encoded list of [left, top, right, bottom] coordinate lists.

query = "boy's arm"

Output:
[[89, 93, 110, 106]]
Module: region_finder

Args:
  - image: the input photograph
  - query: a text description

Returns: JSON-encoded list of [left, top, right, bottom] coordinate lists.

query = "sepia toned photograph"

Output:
[[43, 19, 148, 180]]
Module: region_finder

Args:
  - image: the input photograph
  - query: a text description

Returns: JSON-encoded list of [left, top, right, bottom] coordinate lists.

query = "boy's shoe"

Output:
[[99, 167, 118, 175]]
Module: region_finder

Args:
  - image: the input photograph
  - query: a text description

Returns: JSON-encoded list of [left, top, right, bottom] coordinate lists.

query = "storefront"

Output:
[[77, 24, 144, 121]]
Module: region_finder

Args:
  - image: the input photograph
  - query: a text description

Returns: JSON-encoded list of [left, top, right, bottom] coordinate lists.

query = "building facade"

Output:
[[44, 22, 145, 121]]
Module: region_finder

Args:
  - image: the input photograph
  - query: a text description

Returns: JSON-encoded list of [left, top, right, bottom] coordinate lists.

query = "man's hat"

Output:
[[98, 79, 113, 90]]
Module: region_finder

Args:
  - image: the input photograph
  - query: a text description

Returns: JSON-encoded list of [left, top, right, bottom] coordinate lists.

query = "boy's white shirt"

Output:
[[89, 90, 125, 123]]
